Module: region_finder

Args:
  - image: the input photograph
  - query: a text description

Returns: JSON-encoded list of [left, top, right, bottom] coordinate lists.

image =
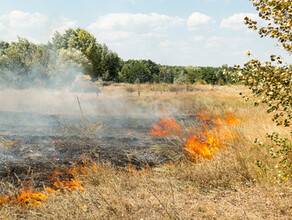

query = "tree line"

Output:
[[0, 28, 234, 88]]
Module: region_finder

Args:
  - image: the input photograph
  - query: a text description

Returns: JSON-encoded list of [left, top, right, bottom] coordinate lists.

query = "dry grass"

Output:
[[1, 84, 291, 219], [1, 162, 291, 219]]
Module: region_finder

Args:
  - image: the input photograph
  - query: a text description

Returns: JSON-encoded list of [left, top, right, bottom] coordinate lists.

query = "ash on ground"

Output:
[[0, 110, 168, 185]]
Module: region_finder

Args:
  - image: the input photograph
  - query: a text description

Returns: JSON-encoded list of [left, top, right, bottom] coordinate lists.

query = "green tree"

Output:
[[233, 0, 291, 127], [51, 28, 122, 81], [185, 66, 201, 83], [174, 69, 187, 84], [68, 28, 102, 78], [0, 38, 52, 87], [100, 45, 121, 81], [121, 60, 151, 83], [52, 28, 77, 51], [56, 48, 93, 74], [142, 59, 160, 81], [158, 65, 174, 83]]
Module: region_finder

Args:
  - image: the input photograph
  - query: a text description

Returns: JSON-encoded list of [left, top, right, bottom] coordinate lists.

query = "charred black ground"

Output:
[[0, 110, 195, 188]]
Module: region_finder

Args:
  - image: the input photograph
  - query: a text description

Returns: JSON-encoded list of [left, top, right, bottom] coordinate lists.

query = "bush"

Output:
[[194, 80, 207, 85], [168, 85, 178, 92], [186, 84, 193, 92], [217, 79, 225, 86], [255, 132, 291, 180], [125, 86, 135, 93]]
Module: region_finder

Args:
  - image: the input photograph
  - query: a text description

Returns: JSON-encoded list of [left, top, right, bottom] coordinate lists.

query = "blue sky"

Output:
[[0, 0, 290, 66]]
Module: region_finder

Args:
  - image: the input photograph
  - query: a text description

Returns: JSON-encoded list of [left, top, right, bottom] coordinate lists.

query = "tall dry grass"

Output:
[[0, 84, 291, 219]]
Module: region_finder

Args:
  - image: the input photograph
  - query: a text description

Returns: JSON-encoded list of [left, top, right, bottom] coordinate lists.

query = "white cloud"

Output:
[[158, 40, 180, 48], [88, 13, 180, 55], [158, 40, 190, 52], [193, 36, 204, 42], [127, 0, 141, 3], [1, 10, 48, 28], [94, 30, 169, 62], [0, 23, 4, 31], [187, 12, 212, 30], [97, 31, 133, 41], [229, 49, 251, 57], [220, 13, 259, 30], [158, 40, 191, 62], [0, 10, 76, 43], [205, 36, 222, 48], [88, 13, 184, 32], [96, 31, 167, 43], [51, 17, 77, 34]]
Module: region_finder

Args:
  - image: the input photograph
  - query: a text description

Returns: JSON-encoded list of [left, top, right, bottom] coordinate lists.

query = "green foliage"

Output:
[[195, 80, 207, 85], [100, 46, 121, 82], [51, 28, 121, 80], [52, 48, 93, 86], [2, 38, 48, 74], [0, 36, 97, 88], [185, 66, 201, 83], [125, 86, 135, 93], [217, 78, 224, 86], [120, 60, 151, 83], [174, 69, 187, 84], [116, 72, 125, 83], [141, 60, 160, 77], [70, 28, 102, 77], [134, 78, 140, 84], [234, 59, 291, 127], [185, 65, 232, 85], [158, 65, 174, 83], [244, 0, 292, 52], [255, 132, 291, 180], [168, 85, 178, 92], [232, 0, 292, 127], [119, 63, 233, 85], [0, 38, 51, 87], [233, 0, 292, 181], [118, 60, 231, 85], [57, 48, 93, 74], [0, 28, 235, 86]]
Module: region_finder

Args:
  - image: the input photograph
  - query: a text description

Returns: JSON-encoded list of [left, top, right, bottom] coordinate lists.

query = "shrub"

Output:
[[125, 86, 135, 93], [194, 80, 207, 85], [168, 85, 178, 92], [255, 132, 291, 180], [217, 79, 225, 86]]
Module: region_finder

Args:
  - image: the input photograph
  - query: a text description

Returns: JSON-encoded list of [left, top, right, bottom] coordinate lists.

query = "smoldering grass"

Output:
[[0, 85, 291, 219], [0, 137, 21, 151], [55, 117, 102, 139], [151, 137, 185, 164]]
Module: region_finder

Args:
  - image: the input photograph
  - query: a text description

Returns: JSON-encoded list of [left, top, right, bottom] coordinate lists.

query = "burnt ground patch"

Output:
[[0, 111, 181, 188]]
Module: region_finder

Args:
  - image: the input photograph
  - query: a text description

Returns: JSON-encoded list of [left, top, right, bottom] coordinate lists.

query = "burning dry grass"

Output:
[[0, 158, 291, 219], [149, 108, 181, 137], [0, 157, 91, 207], [0, 84, 291, 219], [149, 108, 242, 161]]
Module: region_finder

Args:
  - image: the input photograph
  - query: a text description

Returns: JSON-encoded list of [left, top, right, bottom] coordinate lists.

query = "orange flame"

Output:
[[16, 189, 48, 207], [47, 168, 85, 193], [0, 188, 48, 207], [185, 111, 242, 161], [0, 154, 149, 207], [125, 163, 150, 175], [0, 155, 96, 207], [149, 108, 181, 137], [150, 110, 242, 161]]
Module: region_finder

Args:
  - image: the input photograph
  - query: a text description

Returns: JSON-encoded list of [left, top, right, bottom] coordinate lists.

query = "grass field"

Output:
[[0, 84, 291, 219]]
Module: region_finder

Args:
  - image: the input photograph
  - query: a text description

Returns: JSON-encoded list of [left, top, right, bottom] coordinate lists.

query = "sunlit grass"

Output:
[[0, 84, 291, 219]]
